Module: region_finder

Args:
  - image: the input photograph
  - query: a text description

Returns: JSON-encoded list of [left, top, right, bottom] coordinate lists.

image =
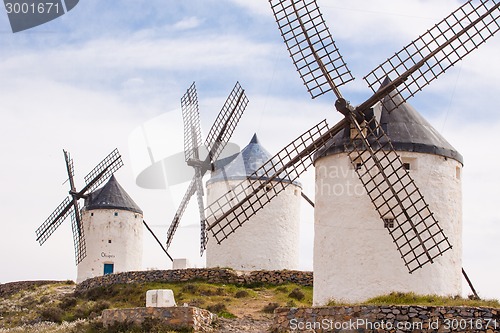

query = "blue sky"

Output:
[[0, 0, 499, 300]]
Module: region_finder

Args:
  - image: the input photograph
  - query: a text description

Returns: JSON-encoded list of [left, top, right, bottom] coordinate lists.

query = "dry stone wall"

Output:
[[75, 269, 313, 293], [273, 305, 500, 332], [0, 280, 63, 298], [102, 306, 216, 332]]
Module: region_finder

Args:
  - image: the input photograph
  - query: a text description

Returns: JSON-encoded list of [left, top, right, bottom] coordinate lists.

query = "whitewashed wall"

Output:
[[313, 151, 462, 305], [77, 209, 143, 283], [206, 179, 302, 271]]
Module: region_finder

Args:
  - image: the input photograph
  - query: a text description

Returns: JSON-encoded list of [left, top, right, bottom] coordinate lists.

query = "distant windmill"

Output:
[[205, 0, 498, 301], [35, 149, 123, 264], [165, 82, 249, 255]]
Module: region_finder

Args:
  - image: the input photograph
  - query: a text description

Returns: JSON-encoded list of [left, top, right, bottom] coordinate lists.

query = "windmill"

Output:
[[35, 149, 123, 264], [205, 0, 499, 299], [165, 82, 249, 255]]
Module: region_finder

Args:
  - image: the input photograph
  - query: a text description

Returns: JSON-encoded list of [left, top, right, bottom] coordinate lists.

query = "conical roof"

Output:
[[208, 134, 300, 186], [315, 81, 463, 164], [84, 175, 143, 214]]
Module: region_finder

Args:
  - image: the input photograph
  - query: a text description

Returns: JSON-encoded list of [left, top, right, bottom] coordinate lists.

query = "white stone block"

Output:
[[172, 258, 190, 270], [146, 289, 176, 308]]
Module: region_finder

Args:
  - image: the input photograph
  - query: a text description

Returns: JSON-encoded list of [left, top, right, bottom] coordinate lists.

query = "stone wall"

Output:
[[273, 305, 500, 332], [102, 306, 216, 332], [76, 269, 312, 293], [0, 280, 63, 298]]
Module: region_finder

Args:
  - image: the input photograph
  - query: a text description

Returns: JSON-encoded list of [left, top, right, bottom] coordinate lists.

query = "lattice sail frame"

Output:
[[84, 148, 123, 193], [363, 0, 500, 112], [182, 82, 202, 163], [269, 0, 354, 98], [70, 203, 87, 265], [346, 111, 452, 273], [204, 82, 248, 163], [36, 197, 72, 245], [206, 119, 346, 243]]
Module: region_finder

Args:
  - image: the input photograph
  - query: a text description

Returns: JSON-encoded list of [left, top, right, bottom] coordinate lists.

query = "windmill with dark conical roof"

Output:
[[206, 134, 302, 271], [204, 0, 498, 304], [77, 175, 144, 283], [36, 149, 160, 283]]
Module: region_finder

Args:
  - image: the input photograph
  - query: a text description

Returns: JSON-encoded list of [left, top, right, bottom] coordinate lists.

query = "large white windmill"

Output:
[[205, 0, 499, 305]]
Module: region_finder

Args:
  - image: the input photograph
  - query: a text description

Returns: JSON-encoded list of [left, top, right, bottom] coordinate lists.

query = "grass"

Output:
[[5, 280, 497, 332], [0, 280, 313, 332], [326, 292, 500, 308]]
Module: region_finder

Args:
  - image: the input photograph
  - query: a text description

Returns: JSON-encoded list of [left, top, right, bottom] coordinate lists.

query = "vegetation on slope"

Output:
[[0, 280, 313, 333], [327, 291, 500, 308]]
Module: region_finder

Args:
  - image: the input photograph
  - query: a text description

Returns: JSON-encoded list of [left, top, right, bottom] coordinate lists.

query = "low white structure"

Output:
[[146, 290, 176, 307], [206, 134, 302, 271], [76, 176, 143, 283], [172, 258, 190, 270], [313, 95, 463, 304]]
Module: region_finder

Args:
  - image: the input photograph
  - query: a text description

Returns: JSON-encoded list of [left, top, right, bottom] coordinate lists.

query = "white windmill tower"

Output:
[[205, 0, 499, 305], [313, 87, 463, 303], [77, 175, 143, 283], [206, 134, 302, 271], [36, 149, 148, 283]]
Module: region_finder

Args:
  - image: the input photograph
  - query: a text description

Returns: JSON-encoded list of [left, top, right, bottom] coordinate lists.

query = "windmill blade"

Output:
[[194, 169, 208, 255], [204, 82, 249, 167], [63, 150, 75, 185], [206, 118, 347, 243], [70, 204, 86, 265], [182, 82, 202, 163], [346, 112, 452, 273], [36, 196, 73, 245], [82, 148, 123, 194], [362, 0, 500, 113], [165, 177, 197, 249], [269, 0, 354, 99]]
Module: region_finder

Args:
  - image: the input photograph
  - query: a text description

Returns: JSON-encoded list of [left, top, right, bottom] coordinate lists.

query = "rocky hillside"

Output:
[[0, 280, 313, 332]]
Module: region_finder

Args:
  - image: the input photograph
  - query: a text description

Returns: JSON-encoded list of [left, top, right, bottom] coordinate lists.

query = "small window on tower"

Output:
[[108, 239, 112, 244], [402, 157, 417, 171], [90, 213, 94, 216], [114, 212, 118, 217], [356, 162, 363, 171], [383, 218, 395, 229]]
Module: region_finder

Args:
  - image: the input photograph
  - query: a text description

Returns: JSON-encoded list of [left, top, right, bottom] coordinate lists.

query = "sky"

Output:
[[0, 0, 499, 300]]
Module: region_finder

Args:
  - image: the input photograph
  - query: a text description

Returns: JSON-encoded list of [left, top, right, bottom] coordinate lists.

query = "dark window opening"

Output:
[[403, 163, 411, 170], [108, 239, 112, 244], [355, 162, 363, 171], [114, 212, 118, 217], [90, 213, 94, 216]]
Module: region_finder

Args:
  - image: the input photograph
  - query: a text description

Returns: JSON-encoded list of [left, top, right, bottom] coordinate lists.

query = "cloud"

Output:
[[172, 16, 203, 31]]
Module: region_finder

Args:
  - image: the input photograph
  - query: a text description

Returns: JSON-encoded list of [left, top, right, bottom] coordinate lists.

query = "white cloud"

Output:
[[172, 16, 203, 31]]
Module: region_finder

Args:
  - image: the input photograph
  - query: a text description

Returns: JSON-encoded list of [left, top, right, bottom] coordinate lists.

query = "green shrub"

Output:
[[276, 286, 288, 293], [206, 303, 226, 314], [235, 290, 249, 298], [59, 296, 77, 310], [39, 306, 64, 323], [288, 288, 305, 301], [182, 284, 198, 294], [262, 302, 280, 314]]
